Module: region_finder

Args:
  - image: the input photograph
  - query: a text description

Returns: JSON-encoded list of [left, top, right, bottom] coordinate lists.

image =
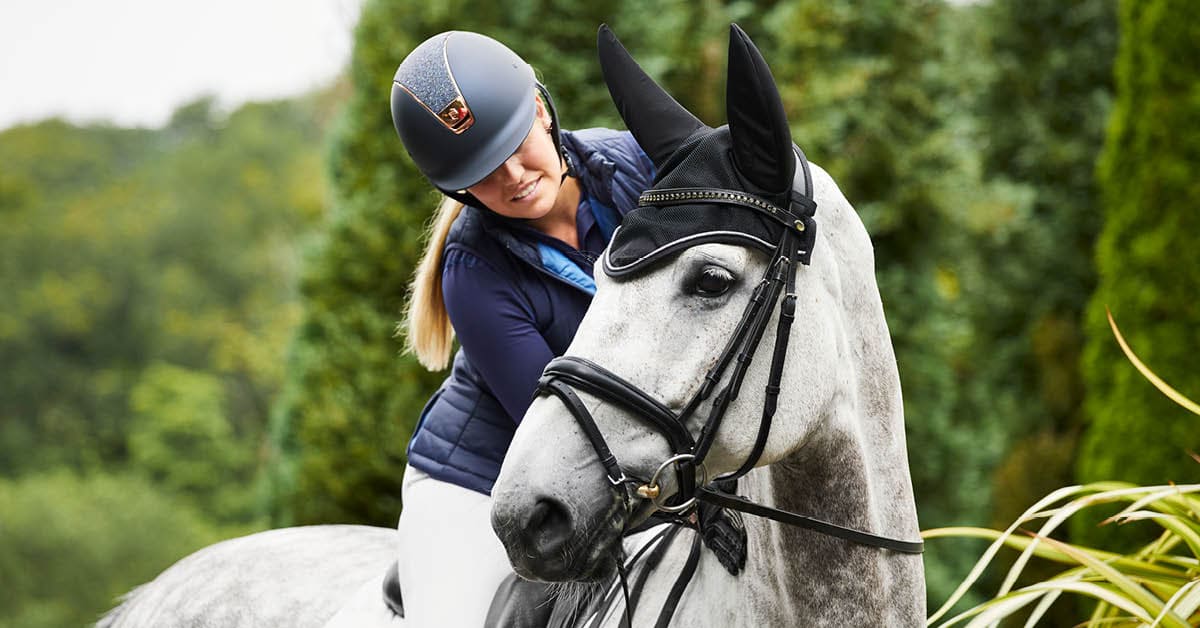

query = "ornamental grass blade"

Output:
[[961, 591, 1043, 628], [1152, 580, 1200, 627], [952, 581, 1156, 627], [1162, 579, 1200, 622], [1000, 483, 1148, 596], [1111, 511, 1200, 559], [932, 589, 1044, 628], [1038, 536, 1190, 628], [926, 483, 1196, 625], [1110, 484, 1200, 521], [924, 485, 1090, 625], [1026, 581, 1155, 624], [923, 526, 1187, 582], [1021, 585, 1065, 627], [1107, 309, 1200, 416]]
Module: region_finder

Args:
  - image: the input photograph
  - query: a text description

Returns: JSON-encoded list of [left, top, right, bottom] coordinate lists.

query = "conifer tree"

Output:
[[970, 0, 1116, 525], [1077, 0, 1200, 520]]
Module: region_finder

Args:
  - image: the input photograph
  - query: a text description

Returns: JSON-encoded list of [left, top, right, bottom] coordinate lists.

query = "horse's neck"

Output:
[[723, 419, 924, 626], [670, 310, 924, 624], [612, 397, 924, 627]]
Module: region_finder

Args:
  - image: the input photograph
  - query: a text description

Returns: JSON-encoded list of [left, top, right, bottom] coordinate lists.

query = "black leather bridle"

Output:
[[534, 152, 924, 558]]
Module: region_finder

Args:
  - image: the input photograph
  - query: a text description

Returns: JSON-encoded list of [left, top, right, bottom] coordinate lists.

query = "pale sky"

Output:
[[0, 0, 364, 130]]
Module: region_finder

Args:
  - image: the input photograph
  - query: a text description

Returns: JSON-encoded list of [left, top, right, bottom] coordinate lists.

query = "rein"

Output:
[[534, 162, 923, 625]]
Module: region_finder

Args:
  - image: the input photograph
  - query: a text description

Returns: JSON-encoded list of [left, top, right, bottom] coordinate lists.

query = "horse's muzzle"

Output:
[[492, 483, 627, 582], [513, 496, 575, 578]]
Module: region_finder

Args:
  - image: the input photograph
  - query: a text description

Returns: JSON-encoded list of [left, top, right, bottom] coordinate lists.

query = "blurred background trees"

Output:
[[1073, 0, 1200, 549], [0, 93, 337, 627], [1, 0, 1196, 624]]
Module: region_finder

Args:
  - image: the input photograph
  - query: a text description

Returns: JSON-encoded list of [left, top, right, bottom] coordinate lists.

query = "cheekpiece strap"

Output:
[[789, 192, 818, 266]]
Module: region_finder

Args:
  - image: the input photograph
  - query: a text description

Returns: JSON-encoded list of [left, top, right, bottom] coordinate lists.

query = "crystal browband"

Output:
[[638, 187, 815, 233]]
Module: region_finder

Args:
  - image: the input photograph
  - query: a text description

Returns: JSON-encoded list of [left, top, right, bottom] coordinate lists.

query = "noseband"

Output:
[[534, 150, 924, 557]]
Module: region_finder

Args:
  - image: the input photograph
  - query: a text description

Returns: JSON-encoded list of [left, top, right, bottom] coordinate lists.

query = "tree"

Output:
[[970, 0, 1116, 529], [0, 121, 164, 472], [127, 363, 256, 521], [0, 96, 330, 503], [1076, 0, 1200, 540]]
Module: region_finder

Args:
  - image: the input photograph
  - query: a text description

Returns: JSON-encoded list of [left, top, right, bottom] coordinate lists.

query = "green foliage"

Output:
[[0, 96, 331, 502], [0, 122, 164, 472], [0, 93, 335, 624], [128, 363, 257, 520], [931, 347, 1200, 626], [971, 0, 1117, 535], [0, 471, 235, 628], [1076, 0, 1200, 543]]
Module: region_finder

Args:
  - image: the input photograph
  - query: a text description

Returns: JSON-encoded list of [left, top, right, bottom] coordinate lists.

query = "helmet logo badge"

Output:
[[438, 98, 474, 134]]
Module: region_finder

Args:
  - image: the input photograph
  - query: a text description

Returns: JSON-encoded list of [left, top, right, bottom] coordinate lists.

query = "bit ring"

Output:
[[636, 453, 709, 513]]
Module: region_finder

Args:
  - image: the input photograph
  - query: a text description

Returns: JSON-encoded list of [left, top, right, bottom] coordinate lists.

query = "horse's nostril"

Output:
[[523, 497, 573, 556]]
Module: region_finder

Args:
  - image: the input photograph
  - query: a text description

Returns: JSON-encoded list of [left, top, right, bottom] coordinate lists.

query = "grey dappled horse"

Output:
[[490, 24, 924, 626], [98, 24, 924, 628]]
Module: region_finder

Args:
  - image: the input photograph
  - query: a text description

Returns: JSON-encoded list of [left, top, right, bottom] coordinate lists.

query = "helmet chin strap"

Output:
[[439, 188, 483, 209], [560, 152, 575, 184], [536, 82, 576, 182]]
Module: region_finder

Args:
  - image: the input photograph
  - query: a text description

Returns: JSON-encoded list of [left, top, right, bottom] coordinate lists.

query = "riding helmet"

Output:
[[391, 31, 567, 194]]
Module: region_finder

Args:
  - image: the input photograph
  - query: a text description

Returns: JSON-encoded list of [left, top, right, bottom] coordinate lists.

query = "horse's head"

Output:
[[492, 24, 898, 584]]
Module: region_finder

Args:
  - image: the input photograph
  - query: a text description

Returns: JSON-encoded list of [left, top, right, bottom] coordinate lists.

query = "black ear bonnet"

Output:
[[597, 24, 817, 279], [603, 129, 816, 276]]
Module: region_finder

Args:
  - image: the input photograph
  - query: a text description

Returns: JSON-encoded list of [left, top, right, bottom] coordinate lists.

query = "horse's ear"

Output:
[[726, 24, 794, 195], [598, 24, 707, 169]]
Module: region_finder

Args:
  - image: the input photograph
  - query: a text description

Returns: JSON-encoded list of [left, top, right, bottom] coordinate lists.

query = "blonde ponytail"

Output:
[[402, 195, 465, 370]]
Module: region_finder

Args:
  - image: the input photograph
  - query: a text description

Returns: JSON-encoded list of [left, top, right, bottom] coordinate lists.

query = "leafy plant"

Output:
[[924, 312, 1200, 627]]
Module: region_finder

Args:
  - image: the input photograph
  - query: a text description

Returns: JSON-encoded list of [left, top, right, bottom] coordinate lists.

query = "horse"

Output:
[[96, 525, 400, 627], [489, 24, 925, 626], [97, 23, 924, 628]]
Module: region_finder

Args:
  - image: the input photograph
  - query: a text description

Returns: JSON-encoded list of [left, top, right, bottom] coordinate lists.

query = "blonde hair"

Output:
[[402, 195, 465, 370]]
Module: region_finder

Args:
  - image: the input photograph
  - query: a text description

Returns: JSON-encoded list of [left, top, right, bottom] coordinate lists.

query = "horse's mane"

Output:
[[93, 583, 145, 627]]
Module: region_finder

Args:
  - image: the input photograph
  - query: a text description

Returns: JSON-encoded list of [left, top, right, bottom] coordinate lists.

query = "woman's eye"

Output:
[[693, 265, 734, 297]]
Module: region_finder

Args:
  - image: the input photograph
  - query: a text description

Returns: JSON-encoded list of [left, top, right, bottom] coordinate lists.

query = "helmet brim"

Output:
[[435, 98, 536, 191]]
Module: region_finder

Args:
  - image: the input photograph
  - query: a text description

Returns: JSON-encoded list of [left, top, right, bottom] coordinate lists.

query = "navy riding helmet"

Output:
[[391, 31, 571, 206]]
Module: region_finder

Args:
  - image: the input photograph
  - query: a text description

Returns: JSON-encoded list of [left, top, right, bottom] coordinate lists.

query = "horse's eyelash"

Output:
[[700, 266, 734, 281]]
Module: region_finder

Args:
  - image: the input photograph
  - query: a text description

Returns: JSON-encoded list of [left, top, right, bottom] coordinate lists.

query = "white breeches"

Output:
[[395, 465, 515, 627]]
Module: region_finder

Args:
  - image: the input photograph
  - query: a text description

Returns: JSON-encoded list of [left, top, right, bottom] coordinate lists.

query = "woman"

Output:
[[390, 31, 654, 626]]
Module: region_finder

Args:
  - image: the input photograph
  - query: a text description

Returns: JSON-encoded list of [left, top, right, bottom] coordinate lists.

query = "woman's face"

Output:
[[467, 98, 565, 221]]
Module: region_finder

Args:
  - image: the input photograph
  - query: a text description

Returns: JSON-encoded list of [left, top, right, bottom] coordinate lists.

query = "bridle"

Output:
[[534, 149, 924, 557]]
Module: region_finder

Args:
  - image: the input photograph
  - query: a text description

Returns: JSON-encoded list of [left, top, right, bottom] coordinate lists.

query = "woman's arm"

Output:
[[442, 248, 554, 424]]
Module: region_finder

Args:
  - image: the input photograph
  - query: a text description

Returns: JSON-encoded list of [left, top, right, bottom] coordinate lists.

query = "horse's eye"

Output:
[[693, 265, 734, 297]]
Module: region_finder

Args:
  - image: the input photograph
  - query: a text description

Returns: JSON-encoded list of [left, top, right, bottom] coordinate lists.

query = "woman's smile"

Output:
[[511, 177, 540, 202]]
